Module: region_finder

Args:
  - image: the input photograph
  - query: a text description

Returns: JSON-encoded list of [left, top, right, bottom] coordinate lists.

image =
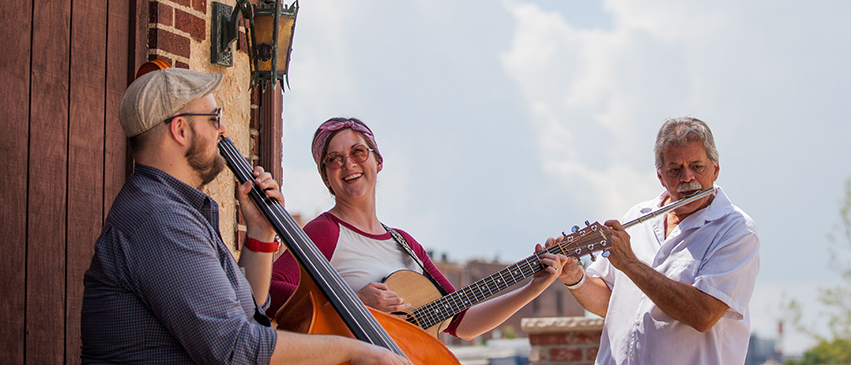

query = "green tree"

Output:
[[785, 338, 851, 365], [821, 178, 851, 341], [784, 178, 851, 364]]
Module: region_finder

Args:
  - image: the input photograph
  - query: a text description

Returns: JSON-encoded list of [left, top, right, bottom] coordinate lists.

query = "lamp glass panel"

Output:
[[253, 12, 294, 77]]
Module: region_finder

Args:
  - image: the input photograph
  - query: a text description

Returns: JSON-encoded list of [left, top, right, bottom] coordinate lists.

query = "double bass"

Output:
[[134, 60, 459, 363], [218, 136, 460, 364]]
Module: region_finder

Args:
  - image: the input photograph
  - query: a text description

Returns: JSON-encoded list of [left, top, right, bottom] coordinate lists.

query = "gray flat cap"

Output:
[[119, 68, 223, 137]]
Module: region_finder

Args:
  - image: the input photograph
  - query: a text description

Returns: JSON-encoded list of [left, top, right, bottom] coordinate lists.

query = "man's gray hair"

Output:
[[654, 117, 719, 170]]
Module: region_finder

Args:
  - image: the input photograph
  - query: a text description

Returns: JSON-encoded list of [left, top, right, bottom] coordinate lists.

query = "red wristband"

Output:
[[244, 237, 280, 253]]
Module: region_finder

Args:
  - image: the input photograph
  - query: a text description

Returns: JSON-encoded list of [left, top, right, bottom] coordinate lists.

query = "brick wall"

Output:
[[523, 317, 603, 365], [144, 0, 273, 259], [148, 0, 209, 68]]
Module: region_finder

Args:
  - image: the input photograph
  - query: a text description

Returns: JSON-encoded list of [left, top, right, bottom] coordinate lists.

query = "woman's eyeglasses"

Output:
[[323, 145, 374, 170], [164, 108, 223, 129]]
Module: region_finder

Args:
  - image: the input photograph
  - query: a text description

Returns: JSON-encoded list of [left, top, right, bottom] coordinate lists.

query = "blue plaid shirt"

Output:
[[81, 164, 276, 364]]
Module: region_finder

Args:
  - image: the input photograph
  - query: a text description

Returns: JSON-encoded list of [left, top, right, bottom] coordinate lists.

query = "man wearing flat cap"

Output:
[[80, 68, 409, 365]]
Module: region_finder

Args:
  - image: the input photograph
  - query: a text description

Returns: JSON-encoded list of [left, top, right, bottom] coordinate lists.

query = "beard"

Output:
[[186, 123, 225, 186]]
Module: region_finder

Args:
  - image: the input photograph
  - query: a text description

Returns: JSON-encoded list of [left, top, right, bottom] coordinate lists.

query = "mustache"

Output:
[[677, 181, 703, 193]]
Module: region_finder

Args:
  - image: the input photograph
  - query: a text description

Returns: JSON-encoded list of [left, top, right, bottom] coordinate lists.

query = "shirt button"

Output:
[[632, 353, 638, 359], [635, 320, 640, 326]]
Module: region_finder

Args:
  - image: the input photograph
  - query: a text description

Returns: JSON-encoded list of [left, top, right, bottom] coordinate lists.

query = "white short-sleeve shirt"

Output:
[[586, 186, 760, 365]]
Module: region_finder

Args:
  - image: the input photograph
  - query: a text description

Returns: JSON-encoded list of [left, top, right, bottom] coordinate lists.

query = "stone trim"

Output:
[[522, 317, 604, 334]]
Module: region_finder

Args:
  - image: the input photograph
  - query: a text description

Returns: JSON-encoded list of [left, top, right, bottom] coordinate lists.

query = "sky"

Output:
[[276, 0, 851, 355]]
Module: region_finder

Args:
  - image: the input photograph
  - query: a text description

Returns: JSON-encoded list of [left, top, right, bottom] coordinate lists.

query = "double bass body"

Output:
[[276, 266, 461, 365]]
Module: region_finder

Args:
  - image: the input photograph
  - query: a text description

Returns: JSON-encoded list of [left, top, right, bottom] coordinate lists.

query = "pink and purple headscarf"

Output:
[[311, 118, 382, 170]]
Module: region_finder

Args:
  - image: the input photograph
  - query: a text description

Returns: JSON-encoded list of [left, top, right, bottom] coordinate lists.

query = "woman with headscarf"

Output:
[[268, 117, 568, 340]]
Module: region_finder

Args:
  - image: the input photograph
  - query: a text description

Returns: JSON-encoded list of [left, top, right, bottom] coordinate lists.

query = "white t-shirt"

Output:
[[329, 224, 423, 293]]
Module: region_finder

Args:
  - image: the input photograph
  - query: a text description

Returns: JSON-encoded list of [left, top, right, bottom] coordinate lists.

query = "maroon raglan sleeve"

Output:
[[266, 213, 340, 318]]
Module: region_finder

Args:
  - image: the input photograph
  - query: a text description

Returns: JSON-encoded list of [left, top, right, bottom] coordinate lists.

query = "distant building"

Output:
[[432, 253, 585, 347], [745, 333, 783, 365], [449, 338, 531, 365]]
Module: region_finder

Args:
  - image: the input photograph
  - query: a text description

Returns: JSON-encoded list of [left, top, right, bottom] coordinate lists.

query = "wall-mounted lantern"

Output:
[[211, 0, 298, 89]]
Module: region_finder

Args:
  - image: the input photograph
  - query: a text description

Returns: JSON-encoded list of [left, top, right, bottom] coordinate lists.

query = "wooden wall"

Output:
[[0, 0, 146, 363]]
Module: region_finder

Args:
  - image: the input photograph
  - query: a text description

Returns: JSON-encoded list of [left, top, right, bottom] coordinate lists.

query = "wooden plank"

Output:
[[133, 0, 149, 71], [103, 0, 132, 215], [26, 0, 71, 362], [65, 0, 109, 363], [0, 0, 33, 362]]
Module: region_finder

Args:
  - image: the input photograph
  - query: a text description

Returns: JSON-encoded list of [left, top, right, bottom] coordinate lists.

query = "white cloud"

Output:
[[497, 0, 781, 215], [283, 0, 375, 131], [501, 2, 670, 214]]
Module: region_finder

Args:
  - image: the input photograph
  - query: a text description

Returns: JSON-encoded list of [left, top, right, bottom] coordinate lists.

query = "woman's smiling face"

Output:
[[322, 128, 382, 201]]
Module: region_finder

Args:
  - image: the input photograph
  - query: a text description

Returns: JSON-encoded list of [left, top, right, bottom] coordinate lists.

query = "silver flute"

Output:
[[621, 187, 717, 229]]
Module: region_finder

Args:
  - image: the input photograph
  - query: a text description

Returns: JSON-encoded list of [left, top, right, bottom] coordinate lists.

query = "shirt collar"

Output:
[[133, 163, 215, 215]]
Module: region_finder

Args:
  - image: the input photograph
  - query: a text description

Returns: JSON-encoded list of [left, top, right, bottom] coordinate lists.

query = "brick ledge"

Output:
[[522, 316, 604, 334]]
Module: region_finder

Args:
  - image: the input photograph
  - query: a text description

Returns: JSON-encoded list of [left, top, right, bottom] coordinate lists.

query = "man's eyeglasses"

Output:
[[164, 108, 222, 129], [323, 145, 374, 170]]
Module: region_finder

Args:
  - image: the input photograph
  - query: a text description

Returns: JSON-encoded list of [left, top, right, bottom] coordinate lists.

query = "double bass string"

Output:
[[217, 137, 403, 354], [217, 139, 366, 334], [218, 138, 397, 349]]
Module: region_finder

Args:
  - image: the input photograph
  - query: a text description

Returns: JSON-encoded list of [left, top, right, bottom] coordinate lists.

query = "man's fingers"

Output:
[[604, 219, 624, 231]]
